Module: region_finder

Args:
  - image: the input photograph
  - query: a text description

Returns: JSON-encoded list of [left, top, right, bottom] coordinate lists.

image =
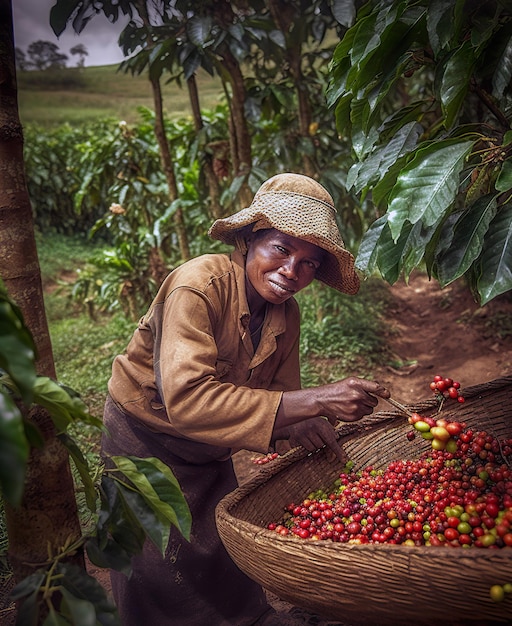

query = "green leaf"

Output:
[[59, 432, 98, 512], [59, 588, 96, 626], [493, 35, 512, 99], [0, 391, 29, 505], [58, 562, 120, 626], [0, 287, 36, 404], [32, 377, 95, 433], [330, 0, 356, 27], [42, 606, 70, 625], [495, 160, 512, 192], [377, 221, 414, 284], [401, 219, 444, 280], [478, 203, 512, 304], [436, 194, 498, 287], [440, 42, 476, 128], [101, 475, 146, 553], [426, 0, 458, 55], [112, 456, 191, 541], [10, 571, 46, 600], [387, 139, 474, 241], [355, 215, 388, 275], [85, 534, 133, 575], [116, 481, 171, 555], [348, 121, 422, 192]]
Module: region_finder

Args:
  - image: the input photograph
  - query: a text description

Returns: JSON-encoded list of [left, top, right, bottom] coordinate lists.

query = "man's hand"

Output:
[[273, 417, 344, 463]]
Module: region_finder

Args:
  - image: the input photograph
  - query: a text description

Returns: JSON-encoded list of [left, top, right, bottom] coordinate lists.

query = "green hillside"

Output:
[[17, 64, 224, 126]]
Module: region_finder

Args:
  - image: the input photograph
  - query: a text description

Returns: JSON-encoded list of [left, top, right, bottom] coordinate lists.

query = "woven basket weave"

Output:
[[216, 376, 512, 625]]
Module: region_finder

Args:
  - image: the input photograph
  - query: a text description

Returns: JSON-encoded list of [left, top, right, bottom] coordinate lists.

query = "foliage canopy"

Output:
[[328, 0, 512, 304]]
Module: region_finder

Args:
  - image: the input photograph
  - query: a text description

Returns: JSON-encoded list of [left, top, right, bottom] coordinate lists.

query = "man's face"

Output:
[[245, 228, 324, 305]]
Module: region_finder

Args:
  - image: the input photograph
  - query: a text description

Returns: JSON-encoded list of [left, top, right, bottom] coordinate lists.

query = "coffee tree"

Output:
[[328, 0, 512, 304]]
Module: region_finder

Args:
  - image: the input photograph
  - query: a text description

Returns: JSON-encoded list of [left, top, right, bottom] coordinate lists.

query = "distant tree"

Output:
[[27, 39, 68, 70], [14, 46, 27, 70], [70, 43, 88, 67]]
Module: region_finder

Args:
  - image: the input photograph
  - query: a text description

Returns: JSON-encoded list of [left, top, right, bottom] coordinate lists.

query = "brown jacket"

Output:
[[108, 250, 301, 455]]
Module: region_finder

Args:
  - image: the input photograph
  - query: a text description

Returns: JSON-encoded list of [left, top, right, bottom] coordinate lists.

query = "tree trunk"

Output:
[[288, 49, 316, 178], [0, 0, 84, 600], [266, 0, 316, 178], [219, 47, 253, 207], [150, 74, 191, 261], [187, 74, 223, 219]]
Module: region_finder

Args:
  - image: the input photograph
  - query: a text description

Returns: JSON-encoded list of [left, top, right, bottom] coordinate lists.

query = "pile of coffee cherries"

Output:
[[268, 380, 512, 551]]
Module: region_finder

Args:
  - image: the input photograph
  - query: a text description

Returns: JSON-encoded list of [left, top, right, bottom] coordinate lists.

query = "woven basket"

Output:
[[216, 376, 512, 625]]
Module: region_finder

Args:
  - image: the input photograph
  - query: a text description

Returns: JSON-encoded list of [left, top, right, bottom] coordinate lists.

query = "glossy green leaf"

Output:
[[355, 215, 388, 274], [116, 480, 171, 554], [59, 432, 97, 512], [58, 562, 120, 626], [495, 160, 512, 192], [13, 578, 43, 626], [10, 570, 46, 600], [112, 455, 191, 541], [0, 391, 29, 505], [371, 157, 408, 209], [377, 221, 413, 284], [85, 534, 133, 575], [493, 35, 512, 98], [436, 194, 498, 287], [440, 42, 475, 128], [401, 219, 444, 279], [331, 0, 356, 27], [0, 288, 36, 405], [59, 588, 96, 626], [101, 476, 147, 555], [187, 16, 212, 47], [43, 607, 70, 625], [478, 203, 512, 304], [426, 0, 458, 55], [387, 140, 474, 241], [347, 121, 422, 192], [32, 377, 99, 433]]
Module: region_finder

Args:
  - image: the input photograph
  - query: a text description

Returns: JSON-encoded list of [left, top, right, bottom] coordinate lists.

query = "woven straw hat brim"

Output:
[[208, 190, 360, 295]]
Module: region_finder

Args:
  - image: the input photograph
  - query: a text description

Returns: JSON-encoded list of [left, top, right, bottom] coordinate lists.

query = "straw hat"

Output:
[[208, 173, 360, 295]]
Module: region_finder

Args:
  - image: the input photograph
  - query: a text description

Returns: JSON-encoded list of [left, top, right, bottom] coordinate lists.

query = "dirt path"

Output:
[[369, 272, 512, 405]]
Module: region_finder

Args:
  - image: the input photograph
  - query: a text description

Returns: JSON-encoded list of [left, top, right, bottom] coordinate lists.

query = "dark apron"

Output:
[[101, 395, 270, 626]]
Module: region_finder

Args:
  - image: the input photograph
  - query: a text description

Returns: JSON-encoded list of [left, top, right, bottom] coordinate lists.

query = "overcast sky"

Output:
[[13, 0, 130, 67]]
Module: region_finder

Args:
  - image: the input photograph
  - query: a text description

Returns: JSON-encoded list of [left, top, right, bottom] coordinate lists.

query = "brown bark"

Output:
[[0, 0, 84, 601], [266, 0, 317, 178], [137, 0, 190, 261], [219, 47, 253, 207], [187, 75, 223, 219], [150, 74, 190, 260]]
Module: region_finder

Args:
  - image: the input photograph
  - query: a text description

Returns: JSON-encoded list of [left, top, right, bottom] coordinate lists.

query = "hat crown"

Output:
[[255, 173, 334, 207]]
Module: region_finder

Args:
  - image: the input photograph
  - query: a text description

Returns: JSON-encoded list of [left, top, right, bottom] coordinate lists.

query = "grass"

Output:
[[36, 232, 136, 418], [18, 64, 225, 126]]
